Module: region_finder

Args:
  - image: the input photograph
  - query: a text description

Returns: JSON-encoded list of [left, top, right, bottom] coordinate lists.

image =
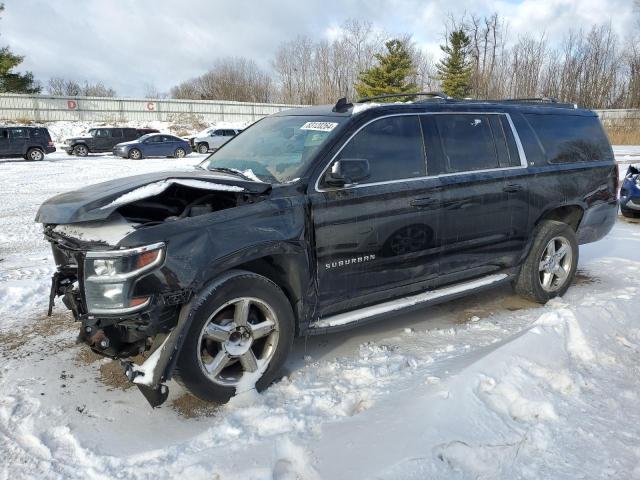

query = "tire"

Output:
[[621, 207, 640, 219], [174, 147, 186, 158], [25, 148, 45, 161], [128, 148, 142, 160], [514, 220, 578, 304], [175, 270, 294, 403], [197, 143, 209, 154], [73, 144, 88, 157]]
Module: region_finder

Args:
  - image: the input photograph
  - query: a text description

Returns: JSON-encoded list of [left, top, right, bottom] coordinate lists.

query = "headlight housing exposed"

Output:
[[84, 242, 165, 314]]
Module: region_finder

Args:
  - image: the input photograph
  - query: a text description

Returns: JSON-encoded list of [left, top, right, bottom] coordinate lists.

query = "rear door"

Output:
[[424, 112, 529, 277], [310, 114, 442, 314]]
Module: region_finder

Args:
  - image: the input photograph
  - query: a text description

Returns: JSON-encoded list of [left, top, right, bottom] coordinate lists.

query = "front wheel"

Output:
[[514, 220, 578, 304], [197, 143, 209, 154], [128, 148, 142, 160], [73, 144, 88, 157], [174, 271, 294, 403], [174, 147, 186, 158]]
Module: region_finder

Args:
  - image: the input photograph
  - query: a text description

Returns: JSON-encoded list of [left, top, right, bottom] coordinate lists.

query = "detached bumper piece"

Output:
[[122, 361, 169, 407]]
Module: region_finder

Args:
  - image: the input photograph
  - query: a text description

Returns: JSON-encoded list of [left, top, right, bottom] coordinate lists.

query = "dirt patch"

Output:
[[574, 270, 600, 285], [454, 293, 539, 324], [620, 214, 640, 224], [0, 312, 75, 357], [98, 355, 145, 390], [74, 346, 103, 365], [171, 393, 219, 418]]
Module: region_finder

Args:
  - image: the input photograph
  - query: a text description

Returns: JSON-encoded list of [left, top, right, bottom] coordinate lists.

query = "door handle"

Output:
[[503, 183, 523, 193], [410, 197, 438, 208]]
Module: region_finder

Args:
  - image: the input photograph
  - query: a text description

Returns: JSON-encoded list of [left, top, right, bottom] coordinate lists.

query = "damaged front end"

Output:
[[38, 170, 271, 406]]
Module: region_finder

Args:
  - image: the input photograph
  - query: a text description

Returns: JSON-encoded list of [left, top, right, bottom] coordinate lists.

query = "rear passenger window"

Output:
[[434, 115, 499, 172], [10, 128, 29, 139], [111, 129, 123, 138], [524, 114, 613, 163], [336, 115, 426, 183]]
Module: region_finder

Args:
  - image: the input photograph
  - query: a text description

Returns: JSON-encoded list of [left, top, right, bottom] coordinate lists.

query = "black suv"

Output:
[[37, 94, 617, 407], [0, 126, 55, 160], [64, 127, 140, 156]]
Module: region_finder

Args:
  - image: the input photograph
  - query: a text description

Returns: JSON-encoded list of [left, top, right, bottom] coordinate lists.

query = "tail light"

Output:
[[48, 140, 54, 146]]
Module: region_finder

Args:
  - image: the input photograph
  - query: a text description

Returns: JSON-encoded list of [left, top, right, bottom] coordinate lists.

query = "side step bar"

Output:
[[310, 273, 509, 331]]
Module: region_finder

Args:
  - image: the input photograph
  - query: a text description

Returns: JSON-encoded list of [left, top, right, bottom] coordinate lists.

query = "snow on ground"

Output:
[[0, 147, 639, 479]]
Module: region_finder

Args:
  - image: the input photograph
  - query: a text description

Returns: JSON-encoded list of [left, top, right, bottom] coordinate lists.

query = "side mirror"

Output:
[[325, 158, 370, 187]]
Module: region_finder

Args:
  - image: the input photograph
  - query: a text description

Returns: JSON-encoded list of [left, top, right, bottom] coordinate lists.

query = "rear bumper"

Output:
[[576, 200, 618, 244], [45, 146, 56, 154]]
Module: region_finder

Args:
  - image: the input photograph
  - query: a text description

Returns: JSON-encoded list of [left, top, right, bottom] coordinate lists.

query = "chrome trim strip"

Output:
[[314, 112, 528, 193], [311, 273, 508, 329], [89, 297, 152, 316], [85, 242, 166, 258]]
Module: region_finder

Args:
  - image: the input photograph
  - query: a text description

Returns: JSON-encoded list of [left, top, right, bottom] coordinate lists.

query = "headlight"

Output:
[[84, 242, 165, 314]]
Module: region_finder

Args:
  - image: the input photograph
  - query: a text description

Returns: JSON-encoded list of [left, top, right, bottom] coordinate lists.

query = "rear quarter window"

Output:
[[524, 113, 613, 164]]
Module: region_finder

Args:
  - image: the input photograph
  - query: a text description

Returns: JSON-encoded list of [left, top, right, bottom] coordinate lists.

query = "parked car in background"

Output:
[[136, 128, 160, 136], [620, 165, 640, 218], [192, 128, 242, 154], [64, 127, 139, 156], [0, 126, 55, 161], [113, 133, 191, 159]]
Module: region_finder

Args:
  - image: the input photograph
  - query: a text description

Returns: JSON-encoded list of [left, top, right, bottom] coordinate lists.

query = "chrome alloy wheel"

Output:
[[197, 297, 279, 386], [29, 149, 44, 161], [175, 148, 186, 158], [538, 236, 573, 292]]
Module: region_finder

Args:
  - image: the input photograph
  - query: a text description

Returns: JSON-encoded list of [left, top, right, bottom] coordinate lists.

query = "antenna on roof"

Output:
[[332, 97, 353, 113], [357, 92, 451, 103]]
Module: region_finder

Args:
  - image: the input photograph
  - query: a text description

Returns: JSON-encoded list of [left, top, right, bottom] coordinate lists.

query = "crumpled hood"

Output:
[[36, 169, 271, 224]]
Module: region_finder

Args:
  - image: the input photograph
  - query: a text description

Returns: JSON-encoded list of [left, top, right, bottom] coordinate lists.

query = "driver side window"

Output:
[[331, 115, 426, 184]]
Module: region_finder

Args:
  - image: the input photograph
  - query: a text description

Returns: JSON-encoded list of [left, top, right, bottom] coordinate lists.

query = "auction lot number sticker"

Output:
[[300, 122, 339, 132]]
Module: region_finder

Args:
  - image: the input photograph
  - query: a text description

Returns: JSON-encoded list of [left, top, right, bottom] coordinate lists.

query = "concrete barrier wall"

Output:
[[0, 93, 304, 123]]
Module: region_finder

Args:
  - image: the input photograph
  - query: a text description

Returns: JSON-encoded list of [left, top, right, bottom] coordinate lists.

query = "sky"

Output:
[[2, 0, 638, 97]]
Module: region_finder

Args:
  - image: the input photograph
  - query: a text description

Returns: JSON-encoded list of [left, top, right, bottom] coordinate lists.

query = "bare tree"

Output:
[[171, 57, 273, 102], [47, 77, 116, 97]]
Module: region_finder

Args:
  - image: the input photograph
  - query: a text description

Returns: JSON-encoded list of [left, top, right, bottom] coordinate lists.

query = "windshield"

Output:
[[199, 116, 345, 183], [87, 129, 97, 137]]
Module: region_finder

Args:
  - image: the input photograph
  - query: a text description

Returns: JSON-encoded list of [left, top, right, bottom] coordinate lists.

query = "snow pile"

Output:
[[41, 120, 252, 144], [53, 215, 138, 246], [101, 178, 244, 210]]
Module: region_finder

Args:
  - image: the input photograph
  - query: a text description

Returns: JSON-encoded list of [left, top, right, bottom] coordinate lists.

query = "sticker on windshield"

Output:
[[300, 122, 338, 132]]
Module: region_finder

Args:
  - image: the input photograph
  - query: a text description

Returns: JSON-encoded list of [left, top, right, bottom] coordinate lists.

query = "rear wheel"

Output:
[[128, 148, 142, 160], [514, 220, 578, 304], [174, 147, 186, 158], [197, 143, 209, 154], [175, 271, 294, 403], [26, 148, 44, 161]]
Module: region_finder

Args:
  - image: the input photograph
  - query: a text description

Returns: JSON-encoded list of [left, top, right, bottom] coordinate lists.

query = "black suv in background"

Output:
[[0, 126, 56, 161], [38, 94, 617, 407], [64, 127, 140, 156]]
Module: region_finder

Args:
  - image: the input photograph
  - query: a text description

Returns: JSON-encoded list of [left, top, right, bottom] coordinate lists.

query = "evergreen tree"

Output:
[[0, 4, 40, 93], [436, 29, 472, 99], [355, 39, 418, 102]]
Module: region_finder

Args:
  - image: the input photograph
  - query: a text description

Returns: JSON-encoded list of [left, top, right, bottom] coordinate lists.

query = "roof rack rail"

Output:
[[495, 97, 577, 108], [356, 92, 451, 103]]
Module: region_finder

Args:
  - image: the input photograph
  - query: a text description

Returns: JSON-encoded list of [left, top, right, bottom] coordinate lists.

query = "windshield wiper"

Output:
[[207, 167, 255, 181]]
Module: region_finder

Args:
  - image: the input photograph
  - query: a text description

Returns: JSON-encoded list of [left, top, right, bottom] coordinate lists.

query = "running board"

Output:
[[310, 273, 509, 331]]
